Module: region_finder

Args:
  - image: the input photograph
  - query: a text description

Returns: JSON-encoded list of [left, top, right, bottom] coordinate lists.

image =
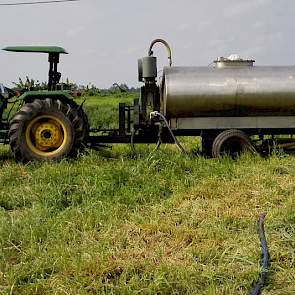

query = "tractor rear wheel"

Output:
[[9, 98, 87, 162]]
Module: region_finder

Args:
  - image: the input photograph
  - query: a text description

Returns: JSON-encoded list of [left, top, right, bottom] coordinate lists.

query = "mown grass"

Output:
[[0, 94, 295, 294]]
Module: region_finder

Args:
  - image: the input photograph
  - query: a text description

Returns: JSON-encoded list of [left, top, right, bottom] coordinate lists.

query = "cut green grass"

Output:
[[0, 95, 295, 294]]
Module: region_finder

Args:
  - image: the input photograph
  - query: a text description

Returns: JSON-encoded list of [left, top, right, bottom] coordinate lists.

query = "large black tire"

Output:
[[212, 129, 253, 158], [9, 98, 88, 162]]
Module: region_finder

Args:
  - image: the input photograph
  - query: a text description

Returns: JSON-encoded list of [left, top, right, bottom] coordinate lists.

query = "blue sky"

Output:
[[0, 0, 295, 88]]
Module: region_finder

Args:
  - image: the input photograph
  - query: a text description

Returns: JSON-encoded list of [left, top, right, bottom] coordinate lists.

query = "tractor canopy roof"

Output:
[[2, 46, 68, 54]]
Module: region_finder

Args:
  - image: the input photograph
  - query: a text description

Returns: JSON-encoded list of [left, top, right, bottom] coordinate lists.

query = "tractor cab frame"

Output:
[[3, 46, 68, 91]]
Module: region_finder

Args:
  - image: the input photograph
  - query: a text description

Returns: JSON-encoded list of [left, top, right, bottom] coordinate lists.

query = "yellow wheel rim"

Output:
[[25, 115, 69, 157]]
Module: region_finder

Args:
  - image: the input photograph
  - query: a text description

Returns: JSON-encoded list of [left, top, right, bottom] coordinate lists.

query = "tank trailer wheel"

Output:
[[9, 98, 87, 162], [212, 129, 254, 158]]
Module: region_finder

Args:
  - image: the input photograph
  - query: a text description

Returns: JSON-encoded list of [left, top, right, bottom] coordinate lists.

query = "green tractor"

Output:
[[1, 46, 88, 162]]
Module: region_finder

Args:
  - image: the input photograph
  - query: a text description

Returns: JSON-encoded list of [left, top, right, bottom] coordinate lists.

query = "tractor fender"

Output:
[[17, 90, 90, 144], [19, 90, 75, 105]]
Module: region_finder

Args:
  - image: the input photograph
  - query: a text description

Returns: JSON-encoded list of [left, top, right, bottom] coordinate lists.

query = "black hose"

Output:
[[250, 214, 270, 295], [150, 111, 188, 155], [130, 128, 162, 158]]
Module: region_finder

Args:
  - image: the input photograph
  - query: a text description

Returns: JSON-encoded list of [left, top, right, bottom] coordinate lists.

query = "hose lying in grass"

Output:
[[150, 111, 188, 155], [130, 126, 166, 157], [250, 214, 270, 295]]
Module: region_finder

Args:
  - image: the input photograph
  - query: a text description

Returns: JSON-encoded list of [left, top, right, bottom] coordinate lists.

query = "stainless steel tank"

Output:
[[161, 65, 295, 118]]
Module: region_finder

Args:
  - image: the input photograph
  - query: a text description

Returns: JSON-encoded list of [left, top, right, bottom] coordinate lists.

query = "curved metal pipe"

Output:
[[148, 39, 172, 67]]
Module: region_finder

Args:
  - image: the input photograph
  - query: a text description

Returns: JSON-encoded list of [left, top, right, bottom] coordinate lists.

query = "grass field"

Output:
[[0, 94, 295, 294]]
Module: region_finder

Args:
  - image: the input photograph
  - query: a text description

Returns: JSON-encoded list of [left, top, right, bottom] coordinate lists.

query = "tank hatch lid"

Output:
[[2, 46, 68, 54], [214, 54, 255, 68]]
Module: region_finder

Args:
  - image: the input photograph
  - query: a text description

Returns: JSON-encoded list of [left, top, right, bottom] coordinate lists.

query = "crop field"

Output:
[[0, 94, 295, 294]]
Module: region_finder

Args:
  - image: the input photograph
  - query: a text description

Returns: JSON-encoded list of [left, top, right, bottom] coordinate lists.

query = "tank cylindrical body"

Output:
[[161, 66, 295, 118]]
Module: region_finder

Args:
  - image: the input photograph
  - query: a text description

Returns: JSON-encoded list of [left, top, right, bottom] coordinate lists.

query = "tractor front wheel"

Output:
[[9, 98, 86, 162]]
